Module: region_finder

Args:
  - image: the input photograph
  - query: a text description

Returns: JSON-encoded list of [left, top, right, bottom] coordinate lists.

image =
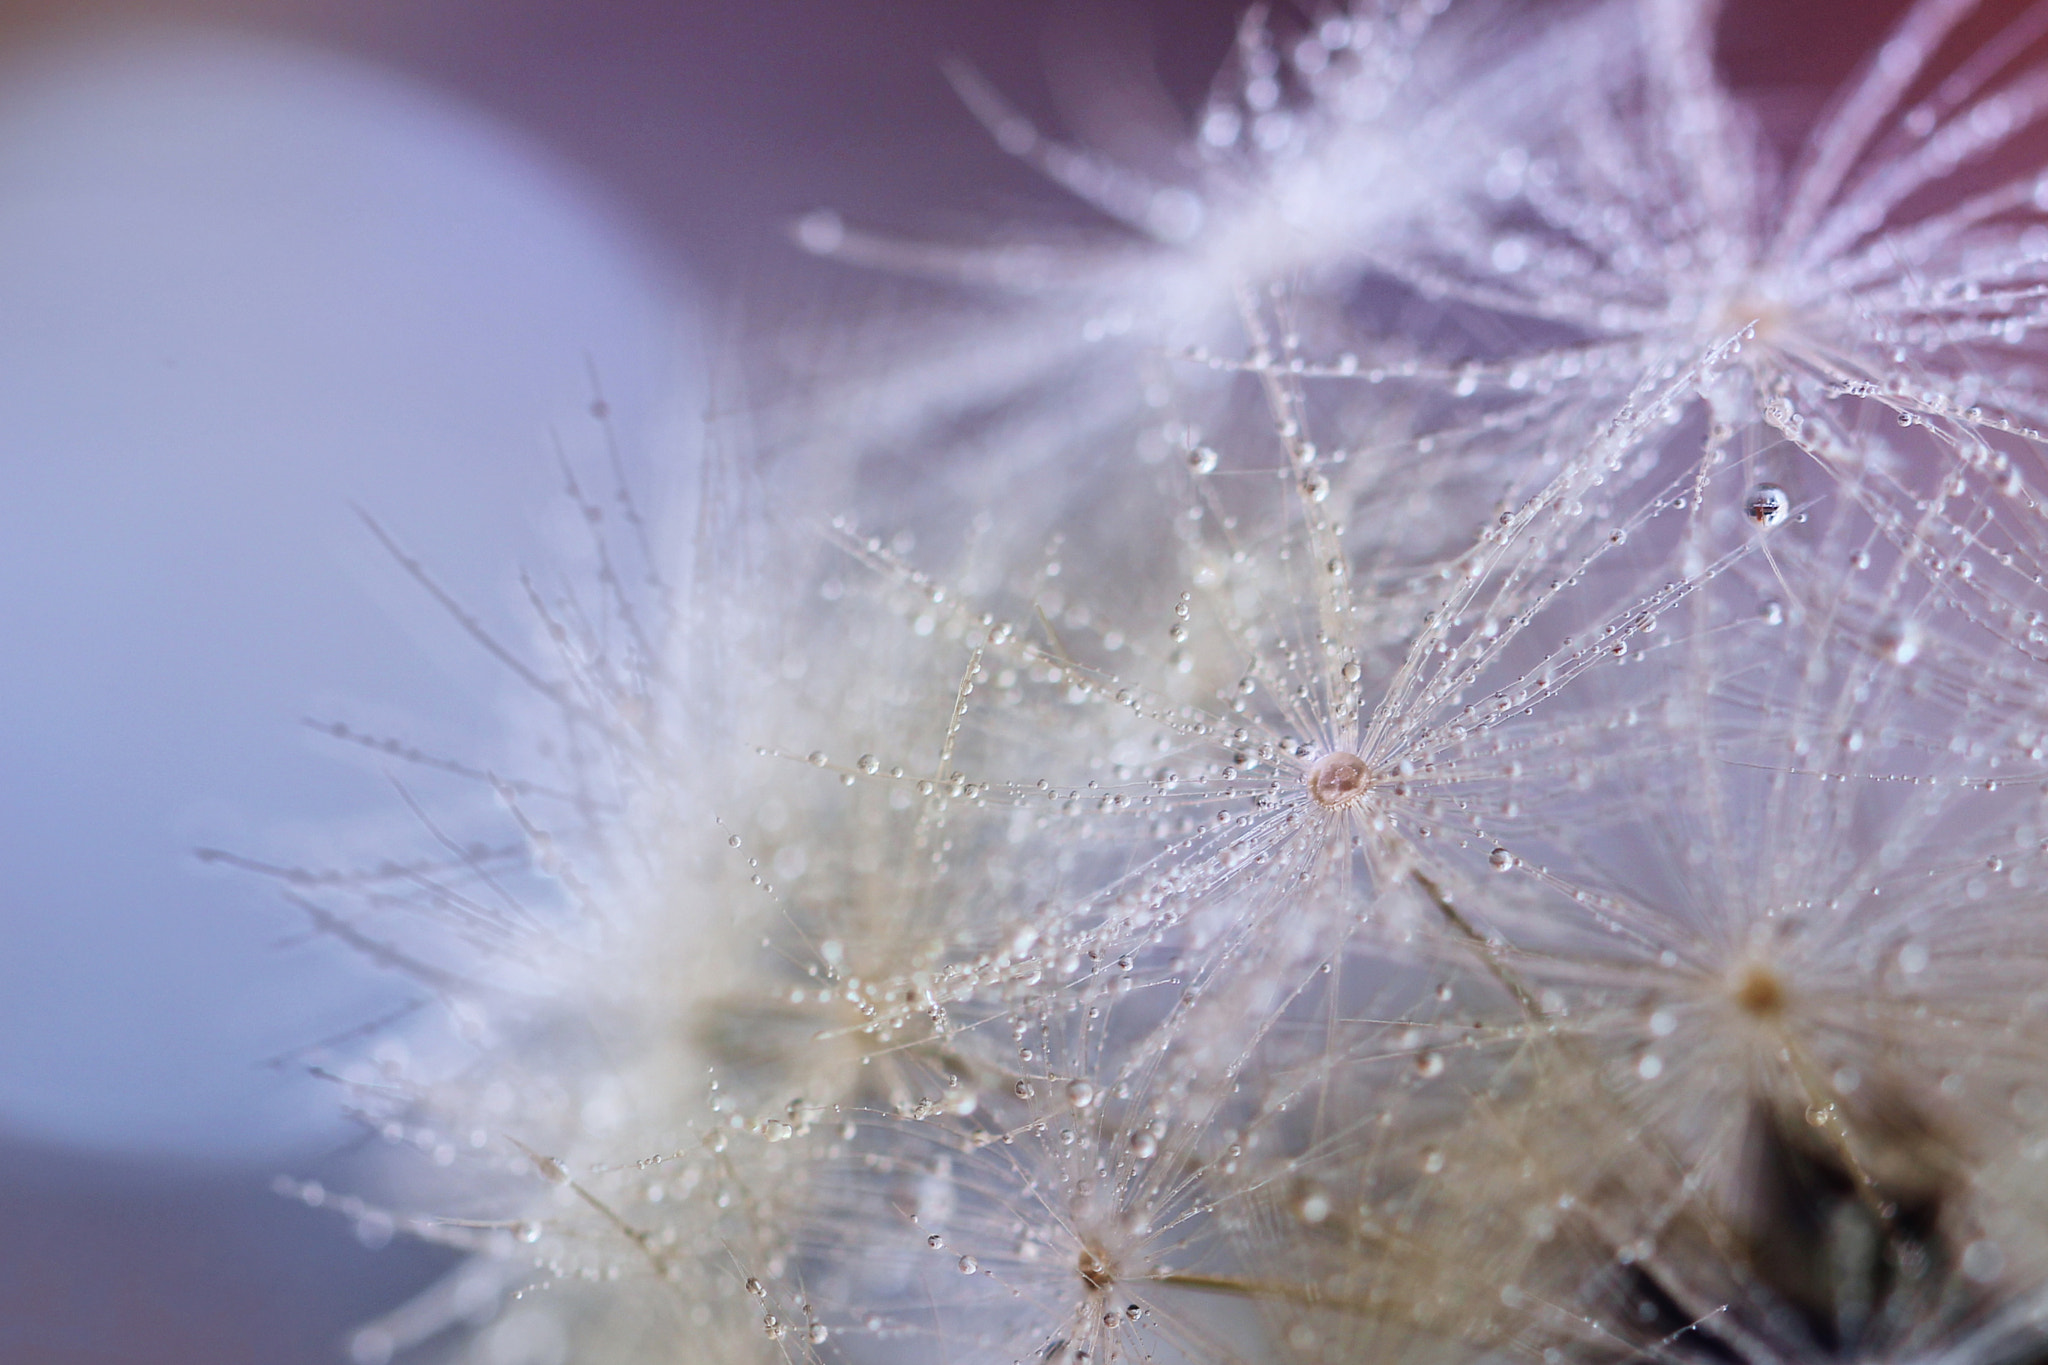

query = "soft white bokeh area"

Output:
[[0, 26, 693, 1160]]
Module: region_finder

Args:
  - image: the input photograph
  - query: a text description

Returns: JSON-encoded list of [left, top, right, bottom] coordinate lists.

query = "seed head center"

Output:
[[1710, 281, 1790, 348], [1731, 963, 1786, 1018], [1306, 751, 1373, 810]]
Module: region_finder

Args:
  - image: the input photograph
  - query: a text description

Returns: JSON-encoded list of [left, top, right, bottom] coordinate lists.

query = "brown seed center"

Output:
[[1306, 751, 1372, 810], [1732, 964, 1786, 1018]]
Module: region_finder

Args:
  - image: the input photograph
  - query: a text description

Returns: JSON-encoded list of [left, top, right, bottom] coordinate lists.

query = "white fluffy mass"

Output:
[[256, 2, 2048, 1363]]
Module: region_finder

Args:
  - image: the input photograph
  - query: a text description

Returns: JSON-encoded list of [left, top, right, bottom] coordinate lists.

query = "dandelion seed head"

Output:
[[1076, 1243, 1115, 1292], [260, 3, 2048, 1361]]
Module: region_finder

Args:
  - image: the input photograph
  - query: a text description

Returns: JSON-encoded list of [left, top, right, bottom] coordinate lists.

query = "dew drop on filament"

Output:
[[1745, 483, 1790, 527]]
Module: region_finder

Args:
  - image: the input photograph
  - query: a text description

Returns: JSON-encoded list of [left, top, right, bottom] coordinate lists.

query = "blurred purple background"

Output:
[[0, 0, 1936, 1360]]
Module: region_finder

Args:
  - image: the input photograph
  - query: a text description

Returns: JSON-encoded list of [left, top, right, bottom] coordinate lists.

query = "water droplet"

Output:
[[1300, 473, 1330, 503], [957, 1255, 978, 1274], [807, 751, 829, 767], [1129, 1132, 1158, 1159], [1014, 1080, 1036, 1099], [809, 1325, 830, 1345], [1874, 618, 1920, 664], [1066, 1080, 1097, 1109], [746, 1277, 766, 1298], [1488, 847, 1517, 872], [1414, 1051, 1444, 1079], [857, 754, 880, 775], [1188, 446, 1219, 474], [927, 1233, 945, 1249], [1340, 661, 1362, 683], [1745, 483, 1790, 527], [1306, 751, 1372, 810], [1963, 1239, 2005, 1283], [795, 209, 845, 255], [1758, 599, 1785, 626]]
